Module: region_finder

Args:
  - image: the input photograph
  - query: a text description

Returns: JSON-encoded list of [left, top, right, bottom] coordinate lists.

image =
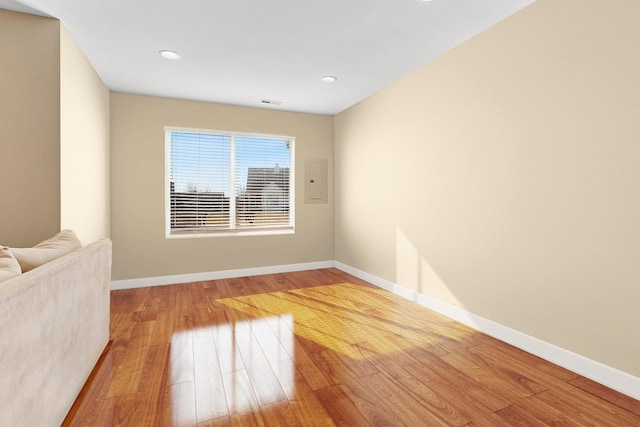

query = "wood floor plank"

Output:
[[360, 370, 459, 426], [259, 401, 302, 427], [128, 343, 170, 427], [124, 287, 152, 314], [196, 416, 232, 427], [353, 334, 420, 367], [222, 369, 259, 415], [476, 338, 581, 382], [228, 412, 267, 427], [111, 393, 137, 427], [507, 394, 587, 426], [495, 404, 550, 427], [107, 320, 154, 398], [138, 286, 163, 322], [269, 359, 296, 401], [197, 418, 232, 427], [380, 322, 452, 357], [270, 359, 335, 425], [193, 327, 228, 422], [440, 351, 546, 399], [450, 344, 549, 396], [110, 311, 136, 344], [288, 336, 336, 390], [166, 380, 197, 427], [406, 347, 513, 411], [289, 286, 370, 312], [318, 347, 444, 425], [400, 361, 514, 427], [149, 307, 175, 346], [568, 376, 640, 417], [229, 317, 287, 407], [210, 317, 246, 375], [375, 361, 471, 426], [64, 269, 639, 426], [191, 305, 213, 329], [248, 316, 291, 363], [169, 328, 194, 385], [262, 313, 295, 358], [535, 388, 640, 426], [289, 385, 337, 426], [314, 384, 385, 426], [468, 343, 590, 396], [190, 282, 209, 310]]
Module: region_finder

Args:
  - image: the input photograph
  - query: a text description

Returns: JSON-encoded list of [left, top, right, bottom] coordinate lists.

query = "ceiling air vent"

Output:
[[261, 99, 283, 106]]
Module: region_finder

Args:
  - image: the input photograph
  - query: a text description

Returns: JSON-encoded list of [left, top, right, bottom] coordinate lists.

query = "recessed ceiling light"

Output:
[[159, 50, 181, 60], [320, 75, 337, 83]]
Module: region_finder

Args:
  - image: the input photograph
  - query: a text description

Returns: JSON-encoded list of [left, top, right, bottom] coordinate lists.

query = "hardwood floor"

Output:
[[63, 268, 640, 426]]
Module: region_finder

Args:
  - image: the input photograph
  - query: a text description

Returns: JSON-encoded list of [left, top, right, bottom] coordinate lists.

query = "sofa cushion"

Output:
[[0, 246, 21, 283], [9, 230, 82, 273]]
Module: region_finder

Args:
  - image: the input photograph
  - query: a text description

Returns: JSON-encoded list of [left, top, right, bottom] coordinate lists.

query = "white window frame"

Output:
[[165, 126, 295, 238]]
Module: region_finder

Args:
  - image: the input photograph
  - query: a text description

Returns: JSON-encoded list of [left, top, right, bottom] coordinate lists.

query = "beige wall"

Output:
[[335, 0, 640, 377], [110, 93, 333, 280], [0, 9, 61, 246], [60, 25, 110, 244]]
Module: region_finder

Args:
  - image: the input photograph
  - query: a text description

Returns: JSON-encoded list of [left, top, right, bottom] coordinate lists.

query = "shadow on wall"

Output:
[[395, 227, 482, 329], [395, 228, 457, 303]]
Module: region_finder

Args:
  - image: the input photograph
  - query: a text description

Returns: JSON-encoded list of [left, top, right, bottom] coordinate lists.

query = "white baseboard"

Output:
[[110, 260, 334, 290], [334, 261, 640, 401]]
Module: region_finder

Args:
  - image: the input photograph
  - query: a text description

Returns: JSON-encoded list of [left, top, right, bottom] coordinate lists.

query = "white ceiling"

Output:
[[1, 0, 534, 115]]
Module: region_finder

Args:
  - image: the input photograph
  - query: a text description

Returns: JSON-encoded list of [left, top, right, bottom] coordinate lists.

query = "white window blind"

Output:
[[166, 128, 294, 237]]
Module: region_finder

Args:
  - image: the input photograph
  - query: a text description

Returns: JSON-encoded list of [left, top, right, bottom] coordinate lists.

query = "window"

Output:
[[166, 127, 294, 237]]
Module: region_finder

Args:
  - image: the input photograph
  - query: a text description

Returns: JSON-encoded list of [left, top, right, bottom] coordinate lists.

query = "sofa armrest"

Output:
[[0, 238, 112, 427]]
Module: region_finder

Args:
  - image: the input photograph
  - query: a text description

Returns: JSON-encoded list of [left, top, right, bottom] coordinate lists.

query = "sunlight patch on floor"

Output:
[[216, 283, 473, 361]]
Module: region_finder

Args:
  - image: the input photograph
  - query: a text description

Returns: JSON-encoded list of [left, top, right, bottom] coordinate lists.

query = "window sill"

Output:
[[166, 228, 295, 239]]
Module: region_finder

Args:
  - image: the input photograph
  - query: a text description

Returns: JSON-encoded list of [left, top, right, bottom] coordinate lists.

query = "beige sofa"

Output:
[[0, 238, 112, 427]]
